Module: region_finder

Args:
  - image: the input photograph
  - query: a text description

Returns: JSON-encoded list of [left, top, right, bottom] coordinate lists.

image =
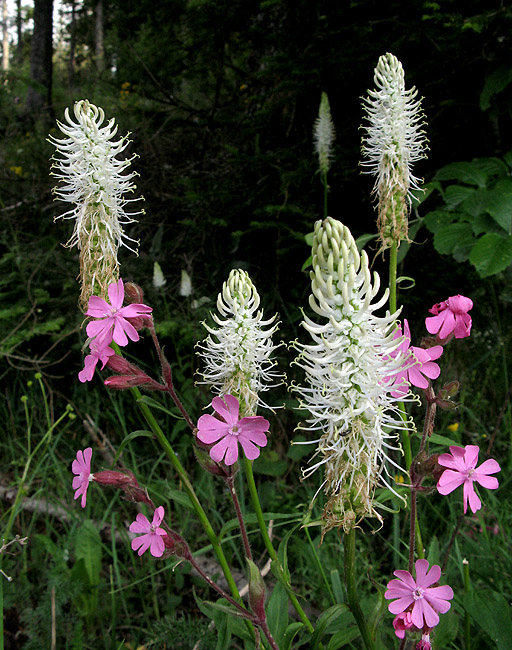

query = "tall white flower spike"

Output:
[[293, 218, 412, 535], [361, 53, 428, 250], [197, 269, 283, 417], [314, 92, 335, 175], [49, 100, 142, 310]]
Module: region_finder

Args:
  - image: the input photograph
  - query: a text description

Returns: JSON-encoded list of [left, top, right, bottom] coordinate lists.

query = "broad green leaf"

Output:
[[330, 569, 344, 604], [137, 395, 183, 418], [484, 178, 512, 233], [422, 210, 457, 234], [429, 433, 461, 447], [472, 212, 507, 236], [166, 488, 195, 511], [469, 233, 512, 277], [462, 590, 512, 650], [434, 162, 487, 187], [355, 232, 377, 250], [444, 184, 475, 209], [252, 455, 288, 476], [433, 223, 475, 255], [433, 609, 459, 648], [74, 519, 102, 586]]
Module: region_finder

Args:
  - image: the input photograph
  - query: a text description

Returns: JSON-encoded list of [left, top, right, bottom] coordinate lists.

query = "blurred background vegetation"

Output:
[[1, 0, 512, 648]]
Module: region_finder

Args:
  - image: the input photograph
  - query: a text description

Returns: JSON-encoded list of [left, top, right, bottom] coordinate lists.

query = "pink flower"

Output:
[[386, 320, 443, 397], [85, 278, 153, 347], [385, 559, 454, 629], [196, 395, 269, 466], [72, 448, 93, 508], [78, 340, 115, 383], [425, 295, 473, 340], [392, 611, 416, 639], [437, 445, 501, 514], [129, 506, 167, 558]]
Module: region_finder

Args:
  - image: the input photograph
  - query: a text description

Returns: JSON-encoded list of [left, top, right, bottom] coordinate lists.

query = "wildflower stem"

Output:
[[343, 528, 375, 650], [241, 456, 315, 635], [130, 385, 241, 601], [322, 170, 328, 220], [305, 526, 335, 605], [226, 476, 253, 561], [463, 559, 471, 650]]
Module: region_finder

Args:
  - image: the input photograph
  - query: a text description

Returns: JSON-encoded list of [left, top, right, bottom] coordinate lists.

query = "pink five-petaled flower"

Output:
[[385, 559, 454, 629], [85, 278, 153, 347], [72, 448, 93, 508], [78, 339, 115, 383], [129, 506, 167, 558], [387, 320, 443, 398], [196, 395, 270, 466], [425, 295, 473, 340], [437, 445, 501, 514]]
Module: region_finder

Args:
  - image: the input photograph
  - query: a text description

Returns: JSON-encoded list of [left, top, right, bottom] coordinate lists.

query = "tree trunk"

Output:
[[95, 0, 104, 73], [68, 0, 76, 87], [16, 0, 22, 62], [2, 0, 8, 72], [25, 0, 53, 118]]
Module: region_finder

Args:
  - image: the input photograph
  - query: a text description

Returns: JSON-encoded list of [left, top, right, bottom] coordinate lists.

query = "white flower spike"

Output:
[[49, 100, 142, 310], [361, 53, 428, 250], [314, 92, 335, 175], [293, 218, 411, 535], [197, 269, 283, 417]]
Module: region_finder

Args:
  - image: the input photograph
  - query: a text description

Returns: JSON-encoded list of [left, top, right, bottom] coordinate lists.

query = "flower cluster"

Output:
[[426, 295, 473, 340], [361, 52, 428, 249], [293, 217, 410, 533], [197, 269, 282, 416], [50, 100, 142, 310], [196, 394, 270, 466], [79, 278, 152, 382]]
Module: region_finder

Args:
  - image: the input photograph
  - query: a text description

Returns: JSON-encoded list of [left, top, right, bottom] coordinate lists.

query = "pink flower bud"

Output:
[[124, 282, 145, 304], [247, 558, 266, 621], [106, 354, 142, 375], [104, 375, 154, 390], [92, 470, 135, 487]]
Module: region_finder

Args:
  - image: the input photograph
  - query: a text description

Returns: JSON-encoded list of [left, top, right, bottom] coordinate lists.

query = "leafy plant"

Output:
[[420, 152, 512, 277]]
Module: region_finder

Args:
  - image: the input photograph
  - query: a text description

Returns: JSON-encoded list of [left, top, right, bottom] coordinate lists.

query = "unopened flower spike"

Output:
[[361, 53, 428, 251], [49, 99, 143, 310], [197, 269, 283, 416], [314, 92, 335, 175], [293, 217, 411, 535]]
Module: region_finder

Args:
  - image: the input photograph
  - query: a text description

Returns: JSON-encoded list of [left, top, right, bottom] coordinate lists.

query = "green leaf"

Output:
[[114, 430, 154, 461], [484, 178, 512, 233], [433, 223, 475, 256], [330, 569, 344, 604], [281, 622, 306, 650], [462, 590, 512, 650], [422, 210, 457, 234], [166, 488, 195, 511], [434, 162, 488, 187], [480, 64, 512, 111], [252, 455, 288, 476], [469, 233, 512, 277], [444, 184, 475, 209], [429, 433, 461, 447], [327, 627, 361, 649], [355, 233, 377, 250], [311, 604, 350, 649], [74, 519, 102, 586], [136, 395, 183, 418], [266, 581, 289, 645]]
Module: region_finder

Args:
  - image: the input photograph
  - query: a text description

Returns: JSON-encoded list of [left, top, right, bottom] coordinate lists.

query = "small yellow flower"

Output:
[[10, 166, 22, 176], [395, 474, 405, 484], [447, 422, 459, 433]]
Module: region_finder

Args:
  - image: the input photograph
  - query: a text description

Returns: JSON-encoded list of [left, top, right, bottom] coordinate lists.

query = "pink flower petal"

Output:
[[464, 445, 480, 469], [86, 295, 111, 317], [209, 436, 238, 465], [475, 458, 501, 476], [408, 366, 429, 389], [437, 469, 466, 494], [464, 482, 481, 513], [425, 585, 454, 613], [475, 475, 499, 490], [149, 535, 165, 558], [211, 395, 239, 425], [129, 513, 151, 534], [108, 279, 125, 310], [240, 429, 268, 447], [238, 437, 263, 460], [132, 535, 151, 556]]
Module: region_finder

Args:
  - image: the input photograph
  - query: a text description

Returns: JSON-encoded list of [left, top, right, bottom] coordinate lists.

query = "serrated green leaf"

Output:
[[484, 178, 512, 233], [433, 223, 475, 255], [422, 210, 457, 234], [434, 162, 487, 187], [469, 233, 512, 277], [444, 184, 475, 209]]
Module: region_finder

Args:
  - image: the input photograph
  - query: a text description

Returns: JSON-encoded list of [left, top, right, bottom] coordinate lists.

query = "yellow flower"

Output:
[[10, 166, 22, 176], [447, 422, 459, 433]]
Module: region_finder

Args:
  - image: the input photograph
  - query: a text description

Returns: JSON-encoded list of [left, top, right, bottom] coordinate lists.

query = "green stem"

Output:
[[344, 529, 375, 650], [130, 386, 241, 601], [241, 456, 315, 635], [463, 559, 471, 650], [322, 170, 328, 220]]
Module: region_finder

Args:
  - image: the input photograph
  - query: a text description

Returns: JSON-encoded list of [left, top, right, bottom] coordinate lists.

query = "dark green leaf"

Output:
[[74, 520, 102, 586], [423, 210, 457, 234], [484, 178, 512, 233], [462, 590, 512, 650], [433, 223, 475, 255], [434, 162, 487, 187], [266, 581, 289, 645], [311, 604, 350, 649], [469, 233, 512, 277]]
